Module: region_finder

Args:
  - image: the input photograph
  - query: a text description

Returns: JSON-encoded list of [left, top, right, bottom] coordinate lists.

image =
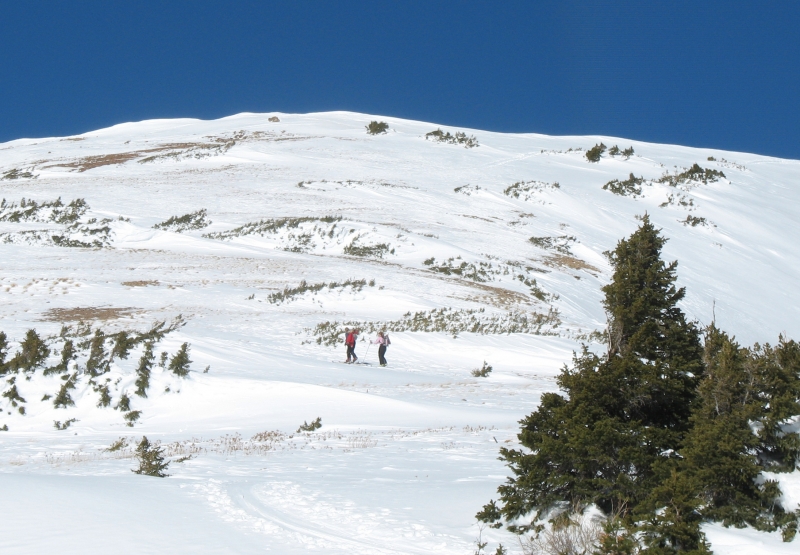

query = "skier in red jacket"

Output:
[[344, 328, 359, 363]]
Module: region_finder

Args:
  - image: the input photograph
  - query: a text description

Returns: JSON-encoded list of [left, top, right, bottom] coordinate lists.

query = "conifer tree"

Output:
[[479, 215, 704, 532], [134, 341, 155, 397], [110, 331, 135, 361], [0, 331, 8, 375], [86, 330, 108, 376], [53, 373, 77, 408], [168, 343, 191, 377], [132, 436, 170, 477], [8, 329, 50, 373], [44, 340, 76, 376]]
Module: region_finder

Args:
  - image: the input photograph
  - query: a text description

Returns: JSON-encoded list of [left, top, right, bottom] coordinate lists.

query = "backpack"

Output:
[[384, 334, 391, 346]]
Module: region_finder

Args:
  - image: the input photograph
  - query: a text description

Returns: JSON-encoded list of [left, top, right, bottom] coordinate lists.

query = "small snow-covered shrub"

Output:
[[343, 237, 392, 258], [471, 361, 493, 378], [153, 209, 211, 232], [54, 418, 78, 430], [585, 143, 606, 162], [529, 235, 576, 255], [503, 180, 559, 200], [1, 168, 36, 180], [297, 417, 322, 432], [425, 129, 479, 148], [268, 278, 373, 304], [169, 343, 192, 377], [132, 436, 170, 477], [366, 121, 389, 135], [423, 257, 494, 282], [603, 173, 645, 196]]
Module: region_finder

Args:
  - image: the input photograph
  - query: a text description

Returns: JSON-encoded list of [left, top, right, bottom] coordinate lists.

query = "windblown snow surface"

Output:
[[0, 112, 798, 554]]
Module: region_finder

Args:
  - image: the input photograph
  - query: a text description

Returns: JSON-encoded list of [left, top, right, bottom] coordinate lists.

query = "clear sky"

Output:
[[2, 1, 798, 158]]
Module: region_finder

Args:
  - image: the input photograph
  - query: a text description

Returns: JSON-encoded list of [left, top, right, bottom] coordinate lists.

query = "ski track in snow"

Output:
[[0, 111, 798, 553]]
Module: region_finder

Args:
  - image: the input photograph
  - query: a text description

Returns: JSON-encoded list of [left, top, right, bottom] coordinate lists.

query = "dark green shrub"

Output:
[[585, 143, 606, 162], [132, 436, 170, 477], [425, 128, 479, 148], [603, 173, 645, 196], [366, 121, 389, 135], [53, 372, 78, 408], [85, 330, 108, 376], [297, 417, 322, 432], [44, 340, 76, 375], [135, 342, 155, 397], [169, 343, 192, 377], [53, 418, 78, 430], [471, 361, 493, 377], [7, 329, 50, 373], [153, 209, 211, 232]]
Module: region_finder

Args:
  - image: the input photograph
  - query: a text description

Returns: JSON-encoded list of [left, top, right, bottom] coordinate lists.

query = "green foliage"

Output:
[[124, 410, 142, 427], [153, 209, 211, 232], [54, 418, 78, 430], [528, 235, 576, 255], [607, 145, 635, 159], [2, 381, 26, 407], [682, 215, 708, 227], [135, 341, 155, 397], [85, 330, 108, 376], [203, 215, 341, 241], [53, 372, 78, 408], [503, 180, 559, 200], [0, 331, 8, 375], [1, 168, 36, 180], [308, 306, 561, 346], [132, 436, 170, 477], [44, 340, 76, 375], [425, 128, 479, 148], [105, 437, 128, 452], [95, 382, 112, 407], [268, 278, 373, 304], [343, 237, 393, 258], [480, 216, 800, 549], [603, 173, 645, 197], [515, 274, 552, 302], [169, 343, 192, 377], [366, 121, 389, 135], [297, 417, 322, 432], [657, 163, 725, 187], [116, 392, 132, 412], [481, 215, 704, 537], [7, 329, 50, 373], [471, 361, 493, 377], [110, 331, 136, 360], [454, 184, 482, 195], [585, 143, 607, 162], [423, 256, 494, 282]]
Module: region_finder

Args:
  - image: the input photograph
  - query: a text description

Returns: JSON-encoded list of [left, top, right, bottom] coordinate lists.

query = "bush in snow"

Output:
[[471, 361, 493, 378], [132, 436, 170, 477], [297, 417, 322, 432], [153, 209, 211, 232], [365, 121, 389, 135], [169, 343, 192, 377], [135, 341, 155, 397], [585, 143, 606, 162]]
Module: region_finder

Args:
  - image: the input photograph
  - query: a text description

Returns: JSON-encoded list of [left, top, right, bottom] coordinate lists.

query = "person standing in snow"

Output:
[[371, 331, 389, 366], [344, 328, 353, 363], [345, 328, 359, 363]]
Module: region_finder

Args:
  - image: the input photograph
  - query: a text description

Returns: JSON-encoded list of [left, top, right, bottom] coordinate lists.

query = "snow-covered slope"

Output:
[[0, 112, 797, 554]]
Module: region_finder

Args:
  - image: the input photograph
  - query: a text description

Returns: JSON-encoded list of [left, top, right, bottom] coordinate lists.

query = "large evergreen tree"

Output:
[[479, 215, 704, 531], [479, 216, 800, 551]]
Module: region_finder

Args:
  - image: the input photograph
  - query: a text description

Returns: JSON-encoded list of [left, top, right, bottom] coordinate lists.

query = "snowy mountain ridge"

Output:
[[0, 112, 798, 554]]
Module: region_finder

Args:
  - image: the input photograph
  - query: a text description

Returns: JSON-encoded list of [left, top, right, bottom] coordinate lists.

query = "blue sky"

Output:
[[1, 2, 798, 158]]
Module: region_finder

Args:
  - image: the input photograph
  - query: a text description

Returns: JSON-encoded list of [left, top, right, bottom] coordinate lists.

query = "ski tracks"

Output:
[[195, 479, 471, 554]]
